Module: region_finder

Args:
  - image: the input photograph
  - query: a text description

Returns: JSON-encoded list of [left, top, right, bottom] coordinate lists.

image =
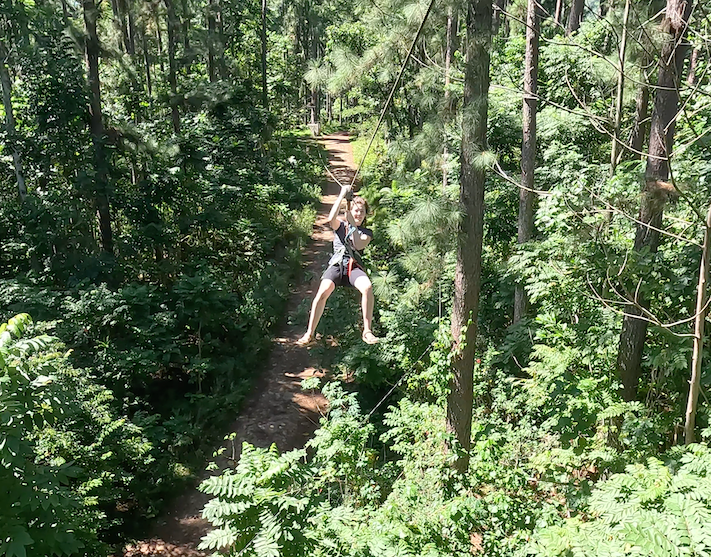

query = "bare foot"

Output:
[[296, 333, 314, 346], [362, 330, 379, 345]]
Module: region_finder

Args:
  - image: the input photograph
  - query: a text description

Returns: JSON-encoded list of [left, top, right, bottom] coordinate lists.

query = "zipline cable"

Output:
[[342, 0, 439, 422], [308, 0, 440, 440], [335, 338, 437, 452], [316, 145, 348, 188], [349, 0, 438, 189], [362, 339, 436, 422]]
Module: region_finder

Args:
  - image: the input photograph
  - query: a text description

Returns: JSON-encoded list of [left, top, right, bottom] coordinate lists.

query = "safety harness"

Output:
[[327, 223, 363, 281]]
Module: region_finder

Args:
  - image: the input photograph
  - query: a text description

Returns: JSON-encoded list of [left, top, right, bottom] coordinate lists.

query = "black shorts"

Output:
[[322, 263, 353, 287]]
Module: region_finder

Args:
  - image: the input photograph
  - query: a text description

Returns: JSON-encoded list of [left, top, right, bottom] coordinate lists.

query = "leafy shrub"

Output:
[[0, 314, 99, 557], [199, 445, 318, 557], [530, 444, 711, 557]]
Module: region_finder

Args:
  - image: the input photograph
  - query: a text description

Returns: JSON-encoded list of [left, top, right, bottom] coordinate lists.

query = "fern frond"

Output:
[[198, 527, 239, 551], [0, 314, 32, 349]]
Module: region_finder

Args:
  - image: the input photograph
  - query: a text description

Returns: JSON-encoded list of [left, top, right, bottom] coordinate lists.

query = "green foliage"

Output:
[[0, 126, 321, 540], [307, 382, 381, 506], [530, 444, 711, 557], [538, 25, 616, 113], [33, 345, 158, 530], [0, 315, 99, 557], [199, 444, 318, 557], [200, 376, 566, 556], [488, 89, 523, 169], [4, 0, 711, 554], [1, 14, 322, 539]]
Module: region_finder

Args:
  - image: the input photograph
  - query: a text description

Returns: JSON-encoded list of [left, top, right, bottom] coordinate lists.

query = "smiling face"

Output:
[[352, 202, 366, 225], [351, 197, 368, 226]]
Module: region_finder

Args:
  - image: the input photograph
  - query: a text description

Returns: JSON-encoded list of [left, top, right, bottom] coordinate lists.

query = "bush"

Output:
[[0, 314, 100, 557], [530, 444, 711, 557]]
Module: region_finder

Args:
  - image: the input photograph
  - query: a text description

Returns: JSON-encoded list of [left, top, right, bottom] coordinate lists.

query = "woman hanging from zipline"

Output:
[[297, 184, 380, 346]]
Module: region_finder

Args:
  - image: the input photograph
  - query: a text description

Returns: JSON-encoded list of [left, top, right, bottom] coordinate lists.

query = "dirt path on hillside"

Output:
[[123, 133, 356, 557]]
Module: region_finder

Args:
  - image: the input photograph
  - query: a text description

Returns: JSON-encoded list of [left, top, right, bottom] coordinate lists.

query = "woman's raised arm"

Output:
[[328, 185, 350, 229]]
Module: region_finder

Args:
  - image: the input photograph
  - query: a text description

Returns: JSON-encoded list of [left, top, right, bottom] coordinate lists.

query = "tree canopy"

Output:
[[3, 0, 711, 554]]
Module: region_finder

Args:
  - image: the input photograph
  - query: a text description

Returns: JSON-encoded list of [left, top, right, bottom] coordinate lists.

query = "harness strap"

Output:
[[344, 223, 357, 243], [327, 223, 364, 282], [343, 224, 364, 275]]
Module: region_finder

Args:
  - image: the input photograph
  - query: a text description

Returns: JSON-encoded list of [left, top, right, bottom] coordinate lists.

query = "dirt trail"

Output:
[[123, 133, 356, 557]]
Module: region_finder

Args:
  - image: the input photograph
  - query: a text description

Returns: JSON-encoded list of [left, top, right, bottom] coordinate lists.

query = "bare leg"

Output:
[[352, 271, 378, 344], [297, 279, 336, 344]]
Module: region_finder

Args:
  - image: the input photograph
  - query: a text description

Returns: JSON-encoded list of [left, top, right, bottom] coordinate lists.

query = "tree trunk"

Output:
[[408, 103, 416, 139], [180, 0, 190, 59], [260, 0, 268, 110], [154, 6, 165, 72], [109, 0, 125, 52], [514, 0, 539, 324], [119, 0, 131, 54], [493, 0, 506, 34], [629, 56, 651, 158], [687, 46, 700, 86], [554, 0, 563, 27], [308, 19, 320, 128], [610, 0, 631, 173], [127, 2, 136, 55], [216, 0, 227, 79], [310, 88, 319, 125], [142, 25, 153, 97], [566, 0, 584, 36], [685, 202, 711, 444], [164, 0, 180, 133], [447, 0, 492, 474], [443, 6, 456, 192], [617, 0, 693, 401], [0, 40, 26, 201], [83, 0, 113, 254], [207, 0, 217, 82], [61, 0, 70, 25]]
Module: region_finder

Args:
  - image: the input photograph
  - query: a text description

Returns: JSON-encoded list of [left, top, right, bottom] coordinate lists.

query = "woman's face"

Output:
[[352, 202, 366, 225]]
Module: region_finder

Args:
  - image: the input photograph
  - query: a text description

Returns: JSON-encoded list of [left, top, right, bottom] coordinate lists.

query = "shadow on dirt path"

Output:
[[123, 132, 356, 557]]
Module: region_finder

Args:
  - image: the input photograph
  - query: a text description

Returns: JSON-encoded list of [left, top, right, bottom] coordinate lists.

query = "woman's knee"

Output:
[[353, 274, 372, 295], [315, 279, 336, 300]]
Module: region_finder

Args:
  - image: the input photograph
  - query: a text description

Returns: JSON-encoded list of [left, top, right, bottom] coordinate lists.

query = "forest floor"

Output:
[[122, 132, 356, 557]]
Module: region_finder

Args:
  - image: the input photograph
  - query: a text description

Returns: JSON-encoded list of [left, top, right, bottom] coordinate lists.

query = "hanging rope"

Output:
[[362, 339, 436, 421], [335, 337, 437, 450], [315, 143, 348, 188], [349, 0, 438, 189]]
